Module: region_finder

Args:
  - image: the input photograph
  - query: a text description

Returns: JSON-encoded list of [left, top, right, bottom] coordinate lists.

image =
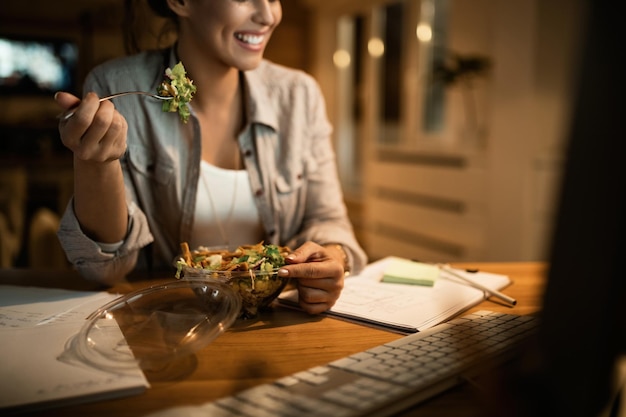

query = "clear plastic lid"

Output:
[[66, 279, 241, 373]]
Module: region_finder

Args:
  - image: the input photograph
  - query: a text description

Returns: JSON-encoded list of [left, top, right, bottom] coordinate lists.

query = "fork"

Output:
[[57, 91, 173, 121]]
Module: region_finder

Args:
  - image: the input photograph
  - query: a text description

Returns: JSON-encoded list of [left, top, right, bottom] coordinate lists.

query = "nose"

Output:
[[252, 0, 280, 26]]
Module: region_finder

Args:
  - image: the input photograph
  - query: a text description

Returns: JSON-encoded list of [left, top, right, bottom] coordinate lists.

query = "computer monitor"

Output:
[[490, 1, 626, 416]]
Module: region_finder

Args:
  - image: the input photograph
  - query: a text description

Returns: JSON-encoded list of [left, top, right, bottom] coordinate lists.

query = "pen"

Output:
[[438, 264, 517, 306]]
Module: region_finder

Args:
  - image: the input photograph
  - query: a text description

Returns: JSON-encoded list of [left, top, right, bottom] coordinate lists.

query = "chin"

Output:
[[236, 57, 265, 72]]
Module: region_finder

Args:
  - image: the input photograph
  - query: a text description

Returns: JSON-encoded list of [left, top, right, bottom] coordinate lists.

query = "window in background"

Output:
[[334, 15, 365, 196], [419, 0, 449, 134], [0, 36, 78, 95], [371, 0, 452, 147], [378, 2, 404, 145]]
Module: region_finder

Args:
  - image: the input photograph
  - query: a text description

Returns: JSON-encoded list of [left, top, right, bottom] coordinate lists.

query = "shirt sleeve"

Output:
[[57, 198, 154, 285], [55, 65, 155, 285]]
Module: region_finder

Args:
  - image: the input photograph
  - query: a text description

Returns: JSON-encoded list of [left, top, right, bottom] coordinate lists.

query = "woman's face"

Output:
[[180, 0, 282, 71]]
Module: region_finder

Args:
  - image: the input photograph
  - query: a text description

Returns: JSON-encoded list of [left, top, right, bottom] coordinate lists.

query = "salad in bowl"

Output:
[[175, 242, 291, 318]]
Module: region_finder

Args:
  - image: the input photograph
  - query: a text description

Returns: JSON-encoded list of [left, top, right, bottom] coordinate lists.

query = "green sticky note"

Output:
[[381, 258, 439, 286]]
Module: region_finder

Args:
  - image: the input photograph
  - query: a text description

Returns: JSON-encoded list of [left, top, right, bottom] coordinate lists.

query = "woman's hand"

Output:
[[55, 91, 128, 163], [278, 241, 347, 314]]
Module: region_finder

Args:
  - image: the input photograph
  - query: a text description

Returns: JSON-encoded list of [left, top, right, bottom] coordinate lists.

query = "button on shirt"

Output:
[[57, 48, 367, 285]]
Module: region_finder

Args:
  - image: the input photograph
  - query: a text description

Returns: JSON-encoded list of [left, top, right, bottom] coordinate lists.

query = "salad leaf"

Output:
[[175, 242, 291, 279], [157, 61, 197, 123]]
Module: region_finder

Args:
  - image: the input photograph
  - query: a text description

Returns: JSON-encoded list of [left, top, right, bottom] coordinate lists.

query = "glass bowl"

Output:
[[68, 280, 241, 373], [180, 266, 288, 319]]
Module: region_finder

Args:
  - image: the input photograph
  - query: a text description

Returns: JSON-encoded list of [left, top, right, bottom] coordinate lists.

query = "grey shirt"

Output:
[[58, 48, 367, 284]]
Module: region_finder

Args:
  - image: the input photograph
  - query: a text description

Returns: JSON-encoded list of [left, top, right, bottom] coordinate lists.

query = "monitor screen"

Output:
[[0, 35, 78, 95], [488, 1, 626, 416]]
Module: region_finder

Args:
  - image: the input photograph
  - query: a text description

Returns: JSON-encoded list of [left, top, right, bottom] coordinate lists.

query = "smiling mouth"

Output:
[[235, 33, 265, 46]]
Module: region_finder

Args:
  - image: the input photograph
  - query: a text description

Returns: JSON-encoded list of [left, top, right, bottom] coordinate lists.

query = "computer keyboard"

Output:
[[157, 310, 539, 417]]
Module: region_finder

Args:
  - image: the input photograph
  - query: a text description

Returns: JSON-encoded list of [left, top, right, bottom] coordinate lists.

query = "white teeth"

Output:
[[236, 33, 264, 45]]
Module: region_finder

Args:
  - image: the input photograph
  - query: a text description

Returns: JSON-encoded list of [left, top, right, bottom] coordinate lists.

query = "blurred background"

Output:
[[0, 0, 584, 268]]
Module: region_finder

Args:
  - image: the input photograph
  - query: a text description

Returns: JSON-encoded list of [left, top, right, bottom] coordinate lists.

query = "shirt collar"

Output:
[[241, 62, 279, 131]]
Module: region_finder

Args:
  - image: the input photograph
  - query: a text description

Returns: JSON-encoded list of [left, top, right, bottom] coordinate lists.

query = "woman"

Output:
[[54, 0, 367, 314]]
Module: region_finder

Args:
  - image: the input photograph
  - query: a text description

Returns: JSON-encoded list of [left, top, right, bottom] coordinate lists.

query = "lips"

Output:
[[235, 32, 265, 46]]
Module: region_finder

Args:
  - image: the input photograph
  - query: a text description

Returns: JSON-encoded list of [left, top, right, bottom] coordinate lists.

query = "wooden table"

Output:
[[0, 262, 547, 417]]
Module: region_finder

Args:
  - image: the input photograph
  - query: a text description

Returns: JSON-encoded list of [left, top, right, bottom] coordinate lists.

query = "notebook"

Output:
[[278, 257, 512, 333], [0, 285, 150, 413]]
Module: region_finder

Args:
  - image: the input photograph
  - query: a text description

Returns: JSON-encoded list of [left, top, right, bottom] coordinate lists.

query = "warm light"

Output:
[[333, 49, 351, 69], [416, 23, 432, 42], [367, 37, 385, 58]]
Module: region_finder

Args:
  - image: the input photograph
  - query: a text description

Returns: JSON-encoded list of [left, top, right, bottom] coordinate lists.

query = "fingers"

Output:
[[61, 94, 108, 146], [279, 242, 345, 314], [56, 92, 128, 162], [284, 241, 325, 264], [77, 102, 128, 162], [54, 91, 81, 110], [281, 259, 342, 280], [282, 241, 344, 279], [297, 278, 343, 314], [297, 291, 335, 314], [65, 92, 103, 126]]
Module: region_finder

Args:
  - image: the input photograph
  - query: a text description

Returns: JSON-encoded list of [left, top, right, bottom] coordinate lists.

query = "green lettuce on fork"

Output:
[[157, 61, 197, 123]]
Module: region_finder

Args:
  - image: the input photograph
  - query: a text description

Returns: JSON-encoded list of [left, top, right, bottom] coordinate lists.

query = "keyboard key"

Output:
[[162, 311, 539, 417]]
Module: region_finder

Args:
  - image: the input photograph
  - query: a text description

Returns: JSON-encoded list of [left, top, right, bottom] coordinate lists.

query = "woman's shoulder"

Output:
[[253, 60, 320, 90], [247, 60, 324, 109], [91, 49, 166, 74], [85, 50, 166, 91], [247, 61, 331, 132]]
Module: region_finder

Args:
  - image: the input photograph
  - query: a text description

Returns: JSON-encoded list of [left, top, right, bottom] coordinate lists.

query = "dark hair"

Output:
[[146, 0, 178, 19], [123, 0, 179, 54]]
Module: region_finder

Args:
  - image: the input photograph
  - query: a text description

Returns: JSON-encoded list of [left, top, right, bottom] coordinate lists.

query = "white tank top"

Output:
[[191, 161, 264, 250]]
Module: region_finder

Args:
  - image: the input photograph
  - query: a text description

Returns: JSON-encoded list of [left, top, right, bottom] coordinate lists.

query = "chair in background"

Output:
[[28, 207, 68, 269], [0, 167, 27, 268]]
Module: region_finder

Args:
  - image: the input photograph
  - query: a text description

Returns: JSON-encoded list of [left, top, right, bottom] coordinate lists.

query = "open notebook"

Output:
[[0, 285, 149, 413], [278, 257, 512, 334]]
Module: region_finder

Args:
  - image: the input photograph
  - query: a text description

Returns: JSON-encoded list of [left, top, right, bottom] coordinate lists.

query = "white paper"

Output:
[[278, 257, 512, 333], [0, 286, 115, 328], [0, 285, 150, 412]]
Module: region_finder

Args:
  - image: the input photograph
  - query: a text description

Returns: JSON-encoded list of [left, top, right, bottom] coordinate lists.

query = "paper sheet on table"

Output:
[[0, 285, 150, 412], [278, 256, 512, 333]]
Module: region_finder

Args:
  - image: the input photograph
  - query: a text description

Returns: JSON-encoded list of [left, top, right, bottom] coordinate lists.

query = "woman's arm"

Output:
[[55, 91, 129, 244]]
